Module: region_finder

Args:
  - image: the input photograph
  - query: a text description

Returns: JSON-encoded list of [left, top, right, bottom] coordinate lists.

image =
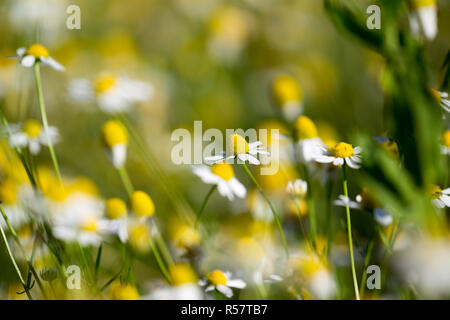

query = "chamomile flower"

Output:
[[193, 162, 246, 200], [409, 0, 438, 40], [68, 73, 154, 114], [333, 195, 361, 210], [294, 116, 327, 164], [199, 270, 246, 298], [109, 281, 140, 300], [430, 89, 450, 113], [430, 185, 450, 209], [105, 197, 128, 242], [205, 133, 268, 165], [286, 179, 308, 197], [11, 44, 65, 71], [315, 142, 362, 169], [101, 120, 128, 168], [130, 190, 155, 218], [272, 74, 303, 121], [52, 197, 109, 246], [440, 130, 450, 155], [8, 120, 59, 155]]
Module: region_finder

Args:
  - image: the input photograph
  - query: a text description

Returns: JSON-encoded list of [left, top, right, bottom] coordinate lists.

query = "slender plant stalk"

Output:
[[342, 165, 360, 300], [117, 165, 134, 197], [325, 180, 334, 257], [0, 218, 33, 299], [150, 238, 172, 283], [242, 163, 289, 256], [291, 196, 313, 252], [194, 185, 217, 229], [359, 237, 375, 299], [33, 63, 62, 185], [94, 243, 103, 283], [303, 165, 317, 249]]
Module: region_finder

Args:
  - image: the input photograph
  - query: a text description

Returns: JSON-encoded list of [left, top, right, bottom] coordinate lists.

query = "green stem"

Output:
[[325, 180, 334, 257], [342, 165, 360, 300], [194, 185, 217, 229], [242, 163, 289, 256], [33, 63, 62, 185], [94, 243, 103, 283], [117, 165, 134, 197], [303, 166, 317, 249], [150, 238, 172, 283], [359, 237, 375, 299], [0, 218, 33, 299]]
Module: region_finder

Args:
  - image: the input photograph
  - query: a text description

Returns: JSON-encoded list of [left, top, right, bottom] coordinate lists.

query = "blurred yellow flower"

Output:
[[130, 190, 155, 217], [110, 281, 139, 300], [106, 198, 128, 219], [170, 263, 198, 286]]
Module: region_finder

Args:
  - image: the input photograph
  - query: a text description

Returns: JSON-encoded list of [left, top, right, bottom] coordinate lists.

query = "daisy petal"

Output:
[[216, 285, 233, 298]]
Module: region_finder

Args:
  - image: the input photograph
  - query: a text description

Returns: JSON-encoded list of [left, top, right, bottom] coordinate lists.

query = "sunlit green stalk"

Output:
[[342, 165, 360, 300], [194, 185, 217, 230], [33, 63, 62, 185], [150, 238, 172, 283], [241, 163, 289, 256], [117, 165, 134, 197], [359, 237, 375, 299], [303, 165, 317, 249], [0, 216, 32, 299], [94, 243, 103, 283]]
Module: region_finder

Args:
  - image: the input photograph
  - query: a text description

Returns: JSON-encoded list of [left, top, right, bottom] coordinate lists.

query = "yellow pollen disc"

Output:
[[430, 88, 441, 101], [229, 134, 249, 155], [211, 162, 234, 181], [207, 270, 227, 286], [431, 185, 442, 199], [175, 226, 201, 250], [81, 217, 98, 232], [110, 281, 140, 300], [169, 264, 198, 285], [130, 190, 155, 217], [25, 44, 50, 58], [101, 120, 128, 148], [332, 142, 354, 158], [0, 180, 18, 205], [106, 198, 127, 219], [442, 130, 450, 148], [128, 222, 152, 252], [294, 116, 318, 140], [412, 0, 436, 9], [23, 120, 42, 138], [94, 74, 116, 94], [272, 75, 302, 106]]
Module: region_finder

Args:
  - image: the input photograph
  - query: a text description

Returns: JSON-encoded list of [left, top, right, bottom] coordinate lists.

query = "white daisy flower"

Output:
[[8, 120, 59, 155], [286, 179, 307, 197], [193, 162, 246, 200], [373, 208, 393, 227], [430, 89, 450, 113], [333, 195, 361, 210], [52, 197, 111, 247], [101, 120, 128, 168], [68, 73, 154, 114], [431, 186, 450, 209], [315, 142, 362, 169], [142, 283, 203, 300], [199, 270, 246, 298], [205, 133, 269, 165], [409, 0, 438, 41], [11, 44, 65, 71]]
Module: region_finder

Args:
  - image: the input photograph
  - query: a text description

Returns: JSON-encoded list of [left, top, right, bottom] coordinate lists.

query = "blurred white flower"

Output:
[[193, 163, 246, 200], [8, 120, 59, 155], [11, 44, 65, 71], [142, 283, 203, 300], [68, 74, 154, 114], [333, 195, 361, 210], [199, 270, 246, 298], [286, 179, 307, 197], [409, 0, 438, 40]]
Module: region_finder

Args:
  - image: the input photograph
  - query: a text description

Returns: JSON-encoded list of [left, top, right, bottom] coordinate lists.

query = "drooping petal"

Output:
[[20, 55, 36, 67], [374, 208, 393, 226], [216, 285, 233, 298], [314, 155, 335, 164], [229, 178, 246, 199], [227, 279, 247, 289], [41, 57, 65, 72]]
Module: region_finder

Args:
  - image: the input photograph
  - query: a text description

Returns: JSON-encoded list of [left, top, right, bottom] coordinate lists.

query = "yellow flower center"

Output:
[[332, 142, 354, 158], [110, 281, 139, 300], [130, 190, 155, 217], [106, 198, 127, 219], [25, 44, 50, 58], [210, 162, 234, 181], [94, 74, 117, 94], [175, 226, 201, 250], [23, 120, 42, 138], [272, 75, 303, 106], [207, 270, 227, 286], [431, 185, 442, 199], [412, 0, 436, 9], [294, 116, 318, 140], [229, 134, 249, 155], [170, 264, 198, 286], [0, 180, 17, 205], [101, 120, 128, 148], [81, 217, 98, 232], [442, 130, 450, 148]]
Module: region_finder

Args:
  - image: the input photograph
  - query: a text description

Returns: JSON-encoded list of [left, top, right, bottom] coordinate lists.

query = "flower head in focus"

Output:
[[11, 44, 65, 71], [315, 142, 362, 169], [8, 120, 59, 155], [199, 270, 246, 298], [430, 89, 450, 113], [430, 185, 450, 209], [193, 162, 246, 200]]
